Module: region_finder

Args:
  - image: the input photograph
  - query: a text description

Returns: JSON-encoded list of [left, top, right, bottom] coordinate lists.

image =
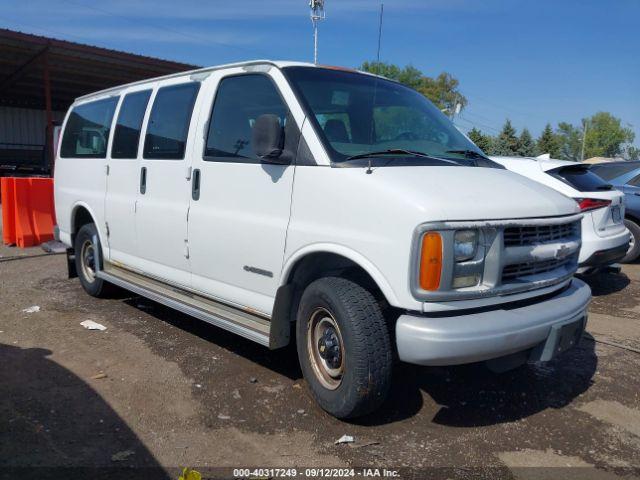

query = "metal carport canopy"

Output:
[[0, 28, 198, 171]]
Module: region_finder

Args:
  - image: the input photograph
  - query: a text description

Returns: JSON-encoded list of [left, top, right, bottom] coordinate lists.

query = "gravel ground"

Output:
[[1, 239, 639, 480]]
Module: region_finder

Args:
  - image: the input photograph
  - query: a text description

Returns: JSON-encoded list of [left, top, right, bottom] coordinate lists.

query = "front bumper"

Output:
[[396, 278, 591, 366]]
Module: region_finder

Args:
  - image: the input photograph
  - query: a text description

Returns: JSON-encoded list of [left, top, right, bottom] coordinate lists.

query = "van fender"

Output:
[[69, 201, 107, 248], [280, 243, 401, 307]]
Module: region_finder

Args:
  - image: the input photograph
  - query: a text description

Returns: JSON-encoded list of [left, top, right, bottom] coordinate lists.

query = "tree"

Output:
[[556, 122, 583, 161], [360, 61, 467, 114], [418, 72, 467, 115], [493, 120, 520, 156], [517, 128, 536, 157], [583, 112, 635, 159], [626, 146, 640, 161], [536, 123, 560, 158], [467, 127, 493, 153], [360, 61, 422, 89]]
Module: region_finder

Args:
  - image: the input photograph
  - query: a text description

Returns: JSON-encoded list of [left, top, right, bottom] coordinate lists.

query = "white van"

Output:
[[54, 61, 591, 418]]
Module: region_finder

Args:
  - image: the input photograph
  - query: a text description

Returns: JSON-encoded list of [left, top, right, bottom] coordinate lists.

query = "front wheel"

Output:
[[74, 223, 114, 297], [296, 277, 393, 419], [622, 218, 640, 263]]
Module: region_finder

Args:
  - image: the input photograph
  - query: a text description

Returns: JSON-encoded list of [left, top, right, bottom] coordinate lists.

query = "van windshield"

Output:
[[283, 66, 484, 164]]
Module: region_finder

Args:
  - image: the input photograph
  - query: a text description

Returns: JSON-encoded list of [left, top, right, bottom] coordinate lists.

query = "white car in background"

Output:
[[491, 156, 630, 273]]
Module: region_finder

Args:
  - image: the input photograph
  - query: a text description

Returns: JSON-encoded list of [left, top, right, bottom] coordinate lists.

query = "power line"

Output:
[[463, 110, 501, 125], [0, 15, 100, 44], [60, 0, 270, 57], [466, 94, 533, 119], [456, 115, 501, 134]]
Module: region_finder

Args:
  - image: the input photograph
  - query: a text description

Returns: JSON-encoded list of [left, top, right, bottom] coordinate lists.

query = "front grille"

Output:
[[502, 257, 573, 281], [504, 221, 579, 247]]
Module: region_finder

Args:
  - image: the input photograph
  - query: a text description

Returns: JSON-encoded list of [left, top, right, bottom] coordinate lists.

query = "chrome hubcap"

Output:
[[80, 239, 96, 282], [307, 308, 344, 390]]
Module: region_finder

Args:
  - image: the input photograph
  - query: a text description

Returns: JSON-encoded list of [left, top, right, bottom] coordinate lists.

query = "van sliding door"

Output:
[[104, 88, 152, 265], [132, 81, 201, 288]]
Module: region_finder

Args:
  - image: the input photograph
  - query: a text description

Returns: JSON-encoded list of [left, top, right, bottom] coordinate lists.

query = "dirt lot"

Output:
[[1, 239, 640, 479]]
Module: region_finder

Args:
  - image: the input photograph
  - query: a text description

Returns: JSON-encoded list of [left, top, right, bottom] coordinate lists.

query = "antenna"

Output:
[[376, 3, 384, 64], [309, 0, 326, 64]]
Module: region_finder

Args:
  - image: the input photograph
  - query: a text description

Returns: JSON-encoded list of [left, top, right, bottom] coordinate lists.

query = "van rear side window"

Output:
[[60, 98, 118, 158], [143, 83, 200, 160], [112, 90, 152, 159]]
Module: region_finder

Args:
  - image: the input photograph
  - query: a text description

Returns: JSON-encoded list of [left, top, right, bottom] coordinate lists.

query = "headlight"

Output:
[[454, 230, 478, 262]]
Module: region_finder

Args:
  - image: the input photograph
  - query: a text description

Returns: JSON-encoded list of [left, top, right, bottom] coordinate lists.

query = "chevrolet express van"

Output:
[[54, 61, 591, 419]]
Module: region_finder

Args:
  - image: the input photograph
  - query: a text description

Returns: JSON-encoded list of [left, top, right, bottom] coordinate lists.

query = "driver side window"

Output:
[[204, 74, 287, 163]]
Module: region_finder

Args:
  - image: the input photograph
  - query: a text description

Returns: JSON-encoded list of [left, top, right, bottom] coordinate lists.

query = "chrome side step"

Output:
[[97, 262, 271, 347]]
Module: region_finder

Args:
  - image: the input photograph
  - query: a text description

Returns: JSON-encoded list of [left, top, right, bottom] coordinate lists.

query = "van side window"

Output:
[[204, 75, 287, 163], [60, 97, 118, 158], [112, 90, 152, 159], [143, 83, 200, 160]]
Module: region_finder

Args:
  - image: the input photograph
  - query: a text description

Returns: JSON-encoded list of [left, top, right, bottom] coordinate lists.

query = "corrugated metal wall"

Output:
[[0, 107, 65, 145]]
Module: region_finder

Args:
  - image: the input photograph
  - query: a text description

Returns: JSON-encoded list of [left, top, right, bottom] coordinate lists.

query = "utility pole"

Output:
[[310, 0, 325, 64], [581, 120, 588, 162]]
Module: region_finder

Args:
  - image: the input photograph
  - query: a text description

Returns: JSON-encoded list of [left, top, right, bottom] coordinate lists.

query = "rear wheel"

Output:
[[296, 277, 393, 419], [74, 223, 114, 297], [622, 218, 640, 263]]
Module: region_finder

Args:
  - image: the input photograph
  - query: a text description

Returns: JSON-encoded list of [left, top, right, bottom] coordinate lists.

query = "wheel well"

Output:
[[275, 252, 392, 327], [626, 213, 640, 226], [71, 206, 94, 243]]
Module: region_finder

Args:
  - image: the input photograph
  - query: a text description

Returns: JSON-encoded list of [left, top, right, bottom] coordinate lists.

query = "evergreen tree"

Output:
[[556, 122, 583, 161], [517, 128, 536, 157], [467, 127, 493, 153], [493, 120, 519, 156], [536, 123, 560, 158]]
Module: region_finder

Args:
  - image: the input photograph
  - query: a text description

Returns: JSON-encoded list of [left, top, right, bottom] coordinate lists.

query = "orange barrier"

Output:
[[1, 177, 17, 245], [1, 177, 56, 248]]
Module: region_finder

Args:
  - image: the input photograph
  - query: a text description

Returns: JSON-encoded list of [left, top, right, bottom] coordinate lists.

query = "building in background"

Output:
[[0, 28, 197, 176], [583, 157, 623, 165]]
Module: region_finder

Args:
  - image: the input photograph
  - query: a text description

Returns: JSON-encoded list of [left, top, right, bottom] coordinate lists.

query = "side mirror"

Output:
[[252, 114, 288, 164]]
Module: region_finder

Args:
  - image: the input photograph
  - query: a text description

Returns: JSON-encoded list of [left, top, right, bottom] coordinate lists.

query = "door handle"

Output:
[[192, 168, 201, 201], [140, 166, 147, 194]]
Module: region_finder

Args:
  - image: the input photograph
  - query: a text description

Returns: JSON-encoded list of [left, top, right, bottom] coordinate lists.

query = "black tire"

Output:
[[296, 276, 393, 419], [74, 223, 114, 297], [622, 218, 640, 263]]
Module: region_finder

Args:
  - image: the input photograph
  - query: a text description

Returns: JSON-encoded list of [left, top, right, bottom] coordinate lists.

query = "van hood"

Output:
[[364, 165, 580, 221]]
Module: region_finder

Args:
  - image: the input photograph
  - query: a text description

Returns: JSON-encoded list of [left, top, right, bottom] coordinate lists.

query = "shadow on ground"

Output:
[[123, 297, 303, 381], [356, 332, 598, 427], [579, 270, 630, 296], [0, 343, 169, 480], [124, 293, 597, 429]]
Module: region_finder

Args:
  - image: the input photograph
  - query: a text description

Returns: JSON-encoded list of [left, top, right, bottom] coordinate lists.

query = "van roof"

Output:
[[74, 60, 381, 104]]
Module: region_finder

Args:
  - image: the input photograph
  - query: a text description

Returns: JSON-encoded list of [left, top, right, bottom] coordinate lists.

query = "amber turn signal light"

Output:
[[419, 232, 442, 291]]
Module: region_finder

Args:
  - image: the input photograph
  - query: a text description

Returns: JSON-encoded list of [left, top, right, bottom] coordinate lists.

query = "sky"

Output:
[[2, 0, 639, 145]]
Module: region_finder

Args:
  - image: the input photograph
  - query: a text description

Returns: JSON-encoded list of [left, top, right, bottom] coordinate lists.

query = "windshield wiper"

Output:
[[343, 149, 460, 165], [445, 149, 491, 160]]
